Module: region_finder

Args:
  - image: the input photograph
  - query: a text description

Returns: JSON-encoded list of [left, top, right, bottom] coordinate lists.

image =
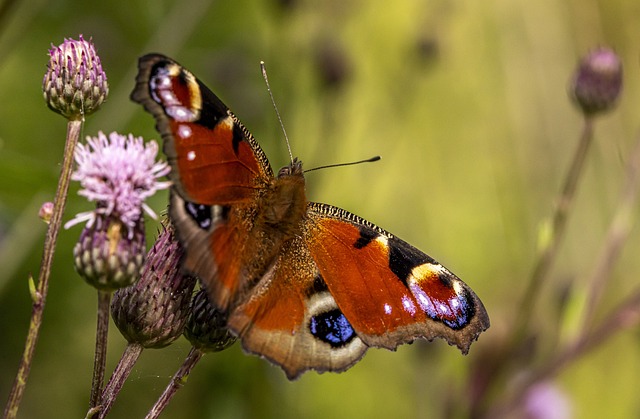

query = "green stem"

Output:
[[3, 119, 82, 419], [514, 116, 595, 340], [580, 135, 640, 329], [468, 116, 596, 417], [89, 290, 112, 408], [481, 130, 640, 419], [145, 347, 204, 419]]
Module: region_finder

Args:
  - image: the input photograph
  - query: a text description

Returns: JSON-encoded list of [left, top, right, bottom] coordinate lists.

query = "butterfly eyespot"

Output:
[[309, 308, 356, 348], [184, 201, 212, 230]]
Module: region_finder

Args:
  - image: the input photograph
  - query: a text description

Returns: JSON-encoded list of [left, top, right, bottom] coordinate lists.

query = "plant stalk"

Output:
[[3, 118, 82, 419]]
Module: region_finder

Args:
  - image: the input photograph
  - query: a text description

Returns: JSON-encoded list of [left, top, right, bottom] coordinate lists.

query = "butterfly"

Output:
[[131, 54, 490, 379]]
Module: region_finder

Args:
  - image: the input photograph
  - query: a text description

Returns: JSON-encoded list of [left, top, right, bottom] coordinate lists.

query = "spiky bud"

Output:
[[43, 35, 108, 119], [111, 227, 197, 348], [73, 214, 145, 290], [571, 47, 622, 116], [184, 289, 236, 352]]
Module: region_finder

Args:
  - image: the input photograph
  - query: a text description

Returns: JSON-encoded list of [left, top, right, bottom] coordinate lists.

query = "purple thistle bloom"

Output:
[[66, 131, 170, 235], [43, 35, 109, 119], [524, 381, 572, 419]]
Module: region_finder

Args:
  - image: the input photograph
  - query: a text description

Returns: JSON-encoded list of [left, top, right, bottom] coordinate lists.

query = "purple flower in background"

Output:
[[524, 381, 572, 419], [66, 131, 170, 234], [571, 47, 622, 116]]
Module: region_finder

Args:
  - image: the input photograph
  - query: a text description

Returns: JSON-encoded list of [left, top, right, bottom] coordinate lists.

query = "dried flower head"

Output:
[[184, 289, 237, 352], [571, 47, 623, 116], [111, 227, 197, 348], [43, 35, 109, 119], [66, 131, 170, 235]]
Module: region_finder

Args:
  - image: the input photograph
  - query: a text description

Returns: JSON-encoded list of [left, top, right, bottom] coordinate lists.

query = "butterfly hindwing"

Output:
[[227, 233, 368, 379]]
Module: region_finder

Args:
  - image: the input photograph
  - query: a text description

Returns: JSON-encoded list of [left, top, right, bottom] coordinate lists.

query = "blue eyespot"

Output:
[[309, 309, 355, 347]]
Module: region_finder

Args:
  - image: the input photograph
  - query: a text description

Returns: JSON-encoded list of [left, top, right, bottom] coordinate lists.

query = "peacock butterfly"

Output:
[[131, 54, 489, 379]]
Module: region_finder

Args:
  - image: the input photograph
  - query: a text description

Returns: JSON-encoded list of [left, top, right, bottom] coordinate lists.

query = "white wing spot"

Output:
[[187, 150, 196, 161], [401, 295, 416, 316], [384, 303, 392, 315], [178, 124, 192, 139]]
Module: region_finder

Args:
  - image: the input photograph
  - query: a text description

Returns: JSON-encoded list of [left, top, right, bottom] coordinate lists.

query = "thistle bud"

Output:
[[43, 35, 108, 119], [73, 214, 145, 290], [39, 201, 54, 223], [184, 289, 236, 352], [111, 227, 197, 348], [571, 47, 622, 116]]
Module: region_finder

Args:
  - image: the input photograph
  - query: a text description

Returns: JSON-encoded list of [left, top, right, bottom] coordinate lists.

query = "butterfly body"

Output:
[[132, 54, 489, 379]]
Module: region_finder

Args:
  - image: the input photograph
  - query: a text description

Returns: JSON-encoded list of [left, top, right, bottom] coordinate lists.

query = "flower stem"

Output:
[[468, 116, 597, 416], [3, 118, 82, 419], [513, 116, 595, 344], [145, 347, 204, 419], [581, 135, 640, 329], [90, 290, 112, 408], [96, 343, 144, 419], [486, 287, 640, 418], [482, 130, 640, 419]]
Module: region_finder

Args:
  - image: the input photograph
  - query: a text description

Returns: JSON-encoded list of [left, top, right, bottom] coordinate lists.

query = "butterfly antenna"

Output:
[[304, 156, 381, 173], [261, 61, 294, 163]]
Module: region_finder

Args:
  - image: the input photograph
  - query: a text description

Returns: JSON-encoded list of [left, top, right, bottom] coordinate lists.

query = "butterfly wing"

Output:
[[132, 54, 275, 309], [304, 202, 489, 353], [227, 202, 488, 379], [227, 232, 369, 379], [131, 53, 273, 204]]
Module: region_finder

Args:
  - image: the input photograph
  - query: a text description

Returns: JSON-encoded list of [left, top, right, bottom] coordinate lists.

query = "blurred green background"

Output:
[[1, 0, 640, 417]]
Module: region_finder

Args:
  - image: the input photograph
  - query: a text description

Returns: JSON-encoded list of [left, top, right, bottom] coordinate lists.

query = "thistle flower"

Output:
[[111, 227, 197, 348], [43, 35, 108, 119], [67, 131, 170, 232], [184, 289, 237, 352], [69, 131, 170, 290], [571, 47, 623, 116]]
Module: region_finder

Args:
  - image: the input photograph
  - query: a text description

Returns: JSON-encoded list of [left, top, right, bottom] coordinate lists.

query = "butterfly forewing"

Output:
[[304, 202, 489, 353], [132, 54, 273, 205]]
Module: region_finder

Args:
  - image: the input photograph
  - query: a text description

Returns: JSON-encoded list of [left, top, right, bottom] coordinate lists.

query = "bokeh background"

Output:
[[1, 0, 640, 417]]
